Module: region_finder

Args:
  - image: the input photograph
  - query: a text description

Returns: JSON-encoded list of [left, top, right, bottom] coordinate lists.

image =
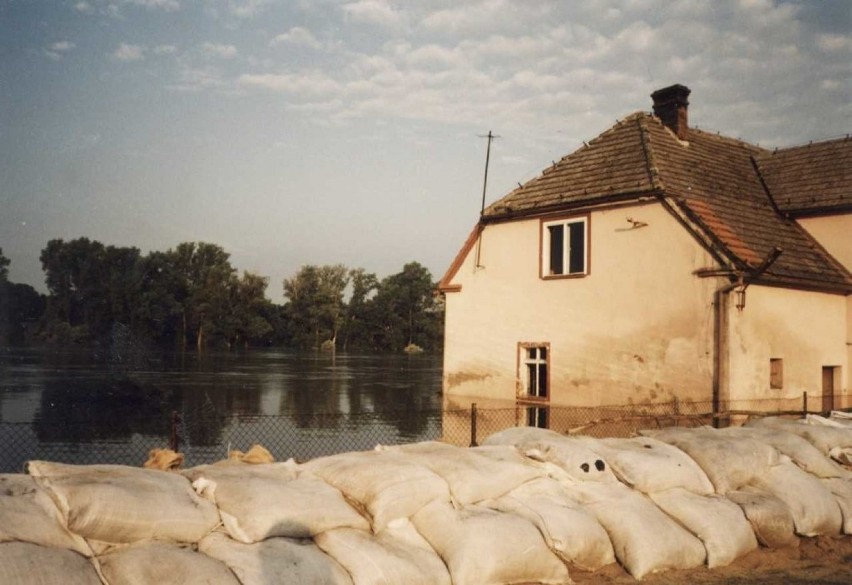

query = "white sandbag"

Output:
[[411, 500, 571, 585], [587, 437, 714, 494], [822, 478, 852, 534], [98, 541, 240, 585], [806, 413, 849, 428], [315, 521, 451, 585], [751, 460, 842, 536], [829, 446, 852, 468], [302, 450, 450, 531], [719, 427, 848, 479], [747, 416, 852, 455], [0, 474, 92, 556], [0, 542, 101, 585], [829, 411, 852, 425], [199, 531, 353, 585], [26, 461, 219, 544], [184, 463, 368, 543], [649, 488, 757, 568], [726, 487, 799, 548], [565, 481, 706, 579], [641, 427, 778, 493], [388, 442, 542, 504], [483, 477, 615, 571], [486, 429, 617, 484]]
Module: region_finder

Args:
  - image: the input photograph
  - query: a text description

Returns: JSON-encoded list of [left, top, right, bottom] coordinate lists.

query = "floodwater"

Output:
[[0, 347, 444, 471]]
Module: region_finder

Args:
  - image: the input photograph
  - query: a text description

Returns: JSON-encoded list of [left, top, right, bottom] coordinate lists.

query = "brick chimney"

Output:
[[651, 84, 691, 140]]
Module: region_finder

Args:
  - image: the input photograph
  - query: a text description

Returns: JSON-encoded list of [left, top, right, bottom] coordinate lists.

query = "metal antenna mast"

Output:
[[475, 131, 499, 269], [479, 130, 499, 215]]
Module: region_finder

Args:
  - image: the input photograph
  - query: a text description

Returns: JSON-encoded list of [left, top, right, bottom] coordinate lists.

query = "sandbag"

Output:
[[483, 477, 615, 571], [649, 488, 757, 568], [0, 542, 101, 585], [411, 500, 571, 585], [199, 531, 353, 585], [98, 541, 240, 585], [822, 478, 852, 534], [719, 427, 848, 479], [315, 520, 451, 585], [388, 442, 542, 504], [641, 427, 778, 493], [27, 461, 219, 544], [726, 487, 799, 548], [747, 416, 852, 455], [485, 428, 617, 484], [143, 448, 184, 471], [0, 474, 91, 556], [184, 462, 368, 542], [302, 450, 450, 531], [751, 460, 842, 536], [585, 437, 714, 494], [565, 481, 706, 579]]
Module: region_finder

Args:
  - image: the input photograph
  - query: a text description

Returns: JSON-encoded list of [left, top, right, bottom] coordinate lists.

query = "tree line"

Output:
[[0, 240, 443, 352]]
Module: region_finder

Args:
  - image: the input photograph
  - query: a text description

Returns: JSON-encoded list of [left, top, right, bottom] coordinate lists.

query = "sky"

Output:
[[1, 0, 850, 301]]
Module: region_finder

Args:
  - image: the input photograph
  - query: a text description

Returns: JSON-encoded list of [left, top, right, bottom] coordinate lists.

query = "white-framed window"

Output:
[[541, 216, 588, 278], [519, 343, 549, 400]]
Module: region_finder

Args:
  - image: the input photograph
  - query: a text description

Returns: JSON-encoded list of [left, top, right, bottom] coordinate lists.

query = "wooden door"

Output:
[[822, 367, 835, 413]]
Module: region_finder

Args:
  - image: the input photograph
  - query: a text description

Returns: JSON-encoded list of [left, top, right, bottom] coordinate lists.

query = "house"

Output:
[[438, 84, 852, 422]]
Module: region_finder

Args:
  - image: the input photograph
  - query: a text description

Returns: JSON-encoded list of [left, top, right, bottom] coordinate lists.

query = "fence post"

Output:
[[170, 411, 181, 452], [802, 392, 807, 418], [470, 403, 478, 447]]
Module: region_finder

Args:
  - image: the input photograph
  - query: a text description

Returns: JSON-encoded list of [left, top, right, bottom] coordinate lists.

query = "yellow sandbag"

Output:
[[143, 448, 184, 471]]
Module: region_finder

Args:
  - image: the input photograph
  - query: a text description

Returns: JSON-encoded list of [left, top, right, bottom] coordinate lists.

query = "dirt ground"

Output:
[[569, 536, 852, 584]]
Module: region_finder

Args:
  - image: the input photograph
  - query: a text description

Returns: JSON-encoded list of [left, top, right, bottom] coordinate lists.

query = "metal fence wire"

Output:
[[1, 393, 848, 472]]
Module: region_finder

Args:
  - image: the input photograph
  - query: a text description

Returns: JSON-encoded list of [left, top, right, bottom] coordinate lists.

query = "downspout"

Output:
[[712, 278, 741, 428], [710, 247, 782, 427]]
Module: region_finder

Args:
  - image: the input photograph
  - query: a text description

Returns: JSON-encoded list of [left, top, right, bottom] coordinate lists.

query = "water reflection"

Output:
[[1, 347, 443, 468]]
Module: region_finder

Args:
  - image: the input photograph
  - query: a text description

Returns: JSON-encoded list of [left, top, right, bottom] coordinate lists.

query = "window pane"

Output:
[[528, 348, 537, 360], [568, 221, 585, 274], [538, 364, 547, 397], [548, 225, 564, 275], [539, 347, 547, 360], [527, 364, 537, 396]]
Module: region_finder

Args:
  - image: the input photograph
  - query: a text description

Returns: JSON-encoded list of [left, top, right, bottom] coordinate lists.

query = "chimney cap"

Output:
[[651, 84, 691, 105]]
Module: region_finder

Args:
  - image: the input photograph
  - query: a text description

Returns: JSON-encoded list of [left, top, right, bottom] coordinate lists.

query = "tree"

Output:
[[341, 268, 378, 350], [168, 242, 237, 349], [369, 262, 441, 352], [0, 247, 9, 282], [283, 264, 349, 350], [224, 271, 273, 348]]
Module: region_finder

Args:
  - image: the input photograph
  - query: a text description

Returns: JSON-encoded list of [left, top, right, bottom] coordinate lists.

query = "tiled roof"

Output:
[[482, 113, 852, 293], [755, 137, 852, 216]]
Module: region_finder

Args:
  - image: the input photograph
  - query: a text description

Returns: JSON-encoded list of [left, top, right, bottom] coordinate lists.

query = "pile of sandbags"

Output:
[[1, 415, 850, 584]]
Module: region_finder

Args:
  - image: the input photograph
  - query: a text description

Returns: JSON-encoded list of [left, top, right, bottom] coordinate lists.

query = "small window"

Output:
[[770, 358, 783, 389], [542, 217, 588, 277], [526, 406, 549, 429], [519, 343, 549, 400]]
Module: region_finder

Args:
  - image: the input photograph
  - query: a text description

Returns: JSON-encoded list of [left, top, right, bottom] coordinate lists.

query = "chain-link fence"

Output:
[[1, 393, 848, 472]]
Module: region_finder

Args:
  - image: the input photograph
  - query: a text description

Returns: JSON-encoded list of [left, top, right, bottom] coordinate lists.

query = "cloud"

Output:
[[342, 0, 404, 28], [127, 0, 181, 11], [238, 72, 342, 96], [74, 2, 94, 13], [154, 44, 178, 55], [202, 42, 238, 58], [227, 0, 273, 18], [270, 27, 322, 49], [168, 66, 227, 92], [112, 43, 145, 62], [43, 41, 76, 60]]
